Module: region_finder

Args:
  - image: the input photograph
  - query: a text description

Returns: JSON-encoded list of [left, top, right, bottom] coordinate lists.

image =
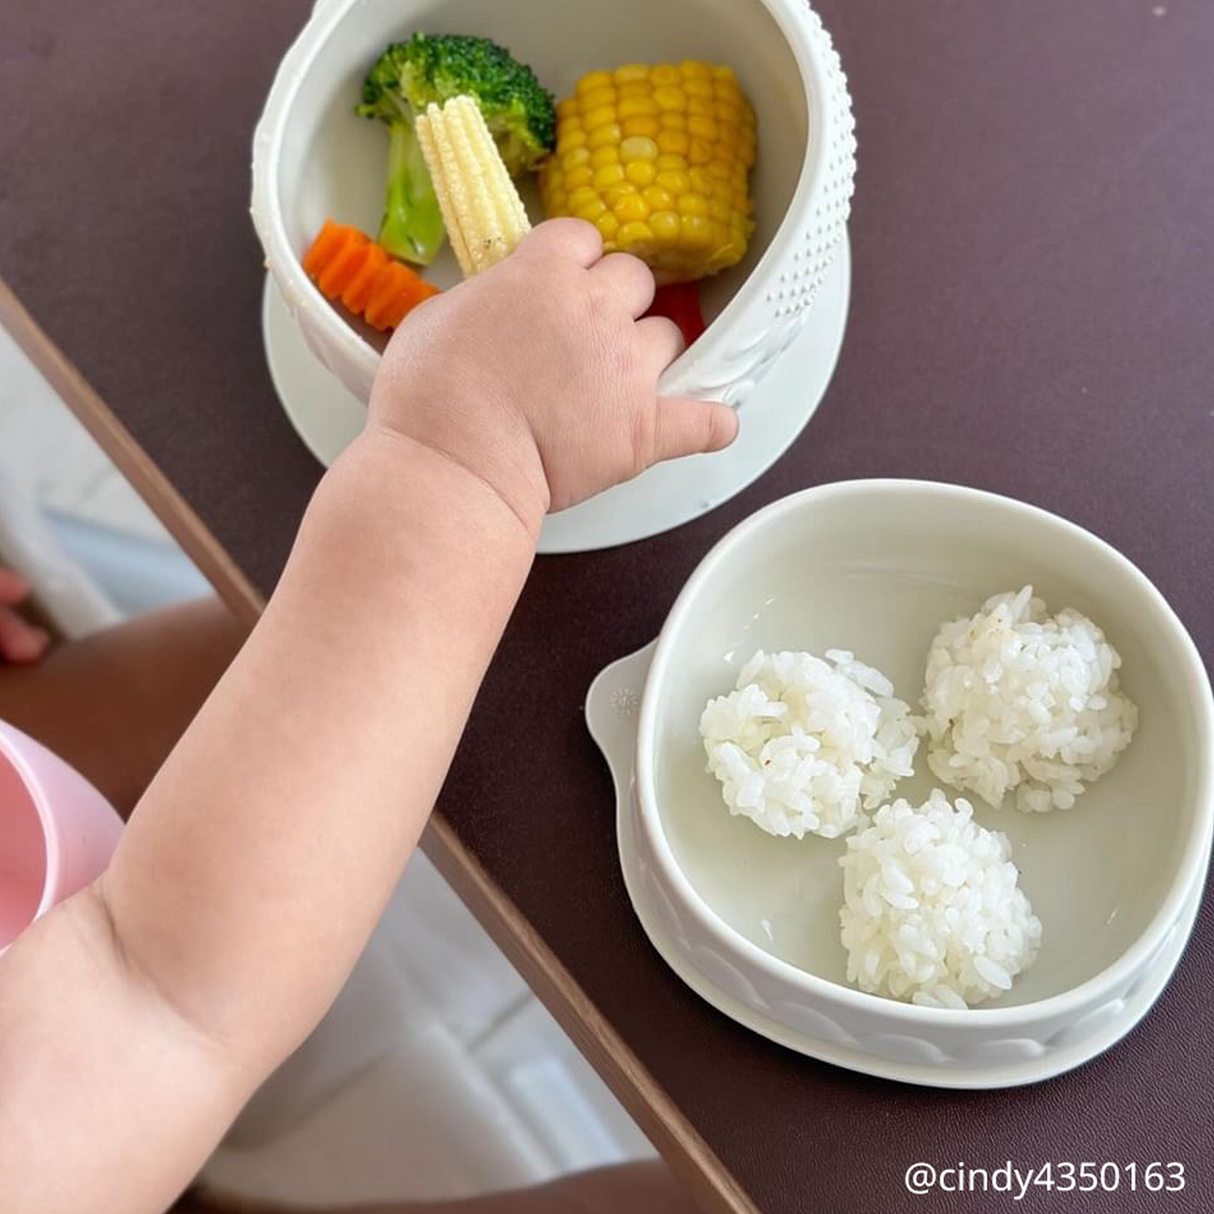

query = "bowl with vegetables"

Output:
[[251, 0, 856, 420]]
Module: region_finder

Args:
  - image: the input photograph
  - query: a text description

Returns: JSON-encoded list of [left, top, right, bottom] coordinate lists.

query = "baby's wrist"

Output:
[[339, 422, 550, 540]]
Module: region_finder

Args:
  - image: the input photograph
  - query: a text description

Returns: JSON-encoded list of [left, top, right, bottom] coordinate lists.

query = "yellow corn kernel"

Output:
[[595, 211, 620, 240], [577, 71, 613, 95], [620, 135, 659, 162], [581, 86, 617, 111], [568, 184, 599, 211], [679, 214, 713, 248], [590, 144, 620, 169], [587, 123, 623, 149], [619, 96, 658, 119], [603, 182, 637, 207], [592, 163, 626, 189], [613, 194, 650, 223], [575, 198, 607, 221], [584, 104, 617, 131], [617, 219, 654, 246], [614, 63, 650, 83], [649, 210, 680, 241], [541, 61, 755, 283], [622, 116, 660, 138], [625, 160, 656, 186], [720, 236, 745, 262], [643, 185, 675, 211]]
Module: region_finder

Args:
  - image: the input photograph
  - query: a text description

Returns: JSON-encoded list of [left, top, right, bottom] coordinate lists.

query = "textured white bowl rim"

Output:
[[250, 0, 845, 398], [635, 478, 1214, 1024]]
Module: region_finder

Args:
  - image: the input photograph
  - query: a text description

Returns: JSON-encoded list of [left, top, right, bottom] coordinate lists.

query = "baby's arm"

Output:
[[0, 221, 735, 1214]]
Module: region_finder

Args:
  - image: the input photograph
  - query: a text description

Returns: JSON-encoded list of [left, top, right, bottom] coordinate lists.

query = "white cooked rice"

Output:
[[918, 586, 1138, 813], [698, 649, 918, 839], [839, 789, 1042, 1007]]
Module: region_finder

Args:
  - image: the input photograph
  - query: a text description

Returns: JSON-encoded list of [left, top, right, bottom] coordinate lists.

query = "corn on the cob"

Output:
[[415, 95, 532, 278], [539, 62, 756, 283]]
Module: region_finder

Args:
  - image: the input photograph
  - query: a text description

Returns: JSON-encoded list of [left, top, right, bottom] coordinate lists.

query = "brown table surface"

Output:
[[4, 1, 1214, 1211]]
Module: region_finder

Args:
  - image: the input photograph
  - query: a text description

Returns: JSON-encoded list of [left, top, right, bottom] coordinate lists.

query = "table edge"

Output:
[[0, 272, 759, 1214]]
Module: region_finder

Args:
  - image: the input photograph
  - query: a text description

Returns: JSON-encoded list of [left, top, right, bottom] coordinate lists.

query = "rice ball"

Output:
[[918, 586, 1138, 813], [839, 790, 1042, 1007], [699, 649, 918, 839]]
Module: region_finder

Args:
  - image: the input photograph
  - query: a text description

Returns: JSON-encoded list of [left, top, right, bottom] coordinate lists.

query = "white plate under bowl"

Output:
[[586, 481, 1214, 1086], [261, 235, 850, 553]]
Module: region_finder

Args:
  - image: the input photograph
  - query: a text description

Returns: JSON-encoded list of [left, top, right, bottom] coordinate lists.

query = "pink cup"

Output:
[[0, 719, 124, 956]]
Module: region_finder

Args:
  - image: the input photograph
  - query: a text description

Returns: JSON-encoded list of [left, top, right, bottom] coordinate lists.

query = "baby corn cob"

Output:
[[415, 95, 531, 278], [539, 62, 756, 283]]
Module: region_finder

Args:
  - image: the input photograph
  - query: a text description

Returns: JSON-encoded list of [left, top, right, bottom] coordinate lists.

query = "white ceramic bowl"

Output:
[[602, 481, 1213, 1086], [251, 0, 855, 407]]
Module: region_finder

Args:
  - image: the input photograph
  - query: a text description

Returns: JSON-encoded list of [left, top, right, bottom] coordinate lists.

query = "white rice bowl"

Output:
[[698, 649, 918, 839], [919, 586, 1138, 813], [839, 789, 1043, 1007]]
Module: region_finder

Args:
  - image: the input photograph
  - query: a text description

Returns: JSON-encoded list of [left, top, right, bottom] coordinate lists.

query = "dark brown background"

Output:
[[3, 1, 1213, 1210]]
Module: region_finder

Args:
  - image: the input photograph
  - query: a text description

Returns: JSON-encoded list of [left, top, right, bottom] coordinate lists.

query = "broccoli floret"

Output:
[[357, 33, 556, 265]]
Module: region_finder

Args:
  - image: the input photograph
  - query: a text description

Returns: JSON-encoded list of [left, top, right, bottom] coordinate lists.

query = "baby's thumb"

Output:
[[653, 397, 739, 463]]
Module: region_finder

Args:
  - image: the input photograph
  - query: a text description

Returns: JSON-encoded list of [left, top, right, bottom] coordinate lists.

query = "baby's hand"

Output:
[[367, 219, 738, 531], [0, 566, 49, 664]]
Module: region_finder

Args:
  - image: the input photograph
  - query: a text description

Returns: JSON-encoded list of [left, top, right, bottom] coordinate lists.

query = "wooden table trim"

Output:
[[0, 272, 759, 1214]]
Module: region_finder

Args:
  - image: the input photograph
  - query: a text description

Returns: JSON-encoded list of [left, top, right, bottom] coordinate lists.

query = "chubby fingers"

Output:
[[653, 396, 739, 463], [589, 253, 656, 318], [0, 607, 50, 664], [517, 217, 604, 268], [637, 316, 736, 461], [0, 568, 50, 663], [0, 566, 31, 605], [635, 315, 685, 374]]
